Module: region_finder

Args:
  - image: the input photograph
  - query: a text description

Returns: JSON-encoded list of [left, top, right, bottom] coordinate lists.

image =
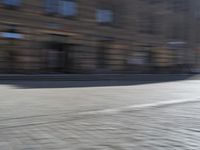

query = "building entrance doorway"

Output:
[[45, 42, 73, 73], [97, 40, 112, 72]]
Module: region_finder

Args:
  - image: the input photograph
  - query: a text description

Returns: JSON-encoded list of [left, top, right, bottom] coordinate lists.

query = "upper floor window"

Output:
[[45, 0, 58, 14], [2, 0, 21, 7], [96, 9, 114, 24], [59, 0, 77, 17], [1, 31, 23, 39], [1, 25, 23, 39], [45, 0, 77, 17]]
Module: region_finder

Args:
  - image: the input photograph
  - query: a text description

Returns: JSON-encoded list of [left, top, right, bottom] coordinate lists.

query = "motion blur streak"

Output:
[[0, 1, 200, 150], [0, 0, 200, 74]]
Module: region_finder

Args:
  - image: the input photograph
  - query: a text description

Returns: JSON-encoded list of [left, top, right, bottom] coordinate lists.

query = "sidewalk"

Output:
[[0, 79, 199, 149]]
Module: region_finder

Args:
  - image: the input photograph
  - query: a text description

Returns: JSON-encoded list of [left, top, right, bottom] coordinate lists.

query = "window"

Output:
[[59, 0, 77, 17], [1, 27, 23, 39], [96, 9, 114, 24], [1, 32, 23, 39], [3, 0, 21, 6], [45, 0, 58, 14], [45, 0, 77, 17]]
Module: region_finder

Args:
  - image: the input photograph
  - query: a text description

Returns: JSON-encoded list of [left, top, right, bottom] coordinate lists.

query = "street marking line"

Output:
[[0, 98, 199, 130], [79, 98, 200, 115]]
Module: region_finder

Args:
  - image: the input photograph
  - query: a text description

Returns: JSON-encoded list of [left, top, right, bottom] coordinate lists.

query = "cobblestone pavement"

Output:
[[0, 80, 200, 150]]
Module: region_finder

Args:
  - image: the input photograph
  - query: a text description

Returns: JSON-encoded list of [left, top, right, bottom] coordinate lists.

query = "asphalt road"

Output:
[[0, 79, 200, 149]]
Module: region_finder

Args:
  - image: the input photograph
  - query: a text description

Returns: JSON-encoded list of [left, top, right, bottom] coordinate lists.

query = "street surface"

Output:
[[0, 79, 200, 149]]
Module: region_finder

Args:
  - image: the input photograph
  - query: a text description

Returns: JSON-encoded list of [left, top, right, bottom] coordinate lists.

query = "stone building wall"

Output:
[[0, 0, 197, 73]]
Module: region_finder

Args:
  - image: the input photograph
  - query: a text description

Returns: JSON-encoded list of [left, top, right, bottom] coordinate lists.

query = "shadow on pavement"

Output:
[[0, 74, 198, 89]]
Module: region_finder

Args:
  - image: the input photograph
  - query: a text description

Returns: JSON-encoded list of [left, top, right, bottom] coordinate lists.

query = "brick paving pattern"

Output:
[[0, 80, 199, 149]]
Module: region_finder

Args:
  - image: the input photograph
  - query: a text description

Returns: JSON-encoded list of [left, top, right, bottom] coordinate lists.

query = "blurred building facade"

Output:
[[0, 0, 199, 73]]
